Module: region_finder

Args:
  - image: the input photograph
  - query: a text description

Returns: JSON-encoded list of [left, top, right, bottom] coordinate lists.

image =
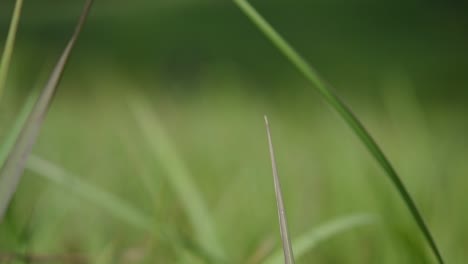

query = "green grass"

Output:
[[233, 0, 443, 262], [264, 214, 376, 264], [131, 98, 226, 262], [0, 1, 465, 263], [0, 76, 464, 262], [27, 155, 153, 232]]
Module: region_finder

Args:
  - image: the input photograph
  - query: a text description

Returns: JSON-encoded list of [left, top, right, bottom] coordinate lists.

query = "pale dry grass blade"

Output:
[[264, 115, 295, 264], [0, 0, 94, 222]]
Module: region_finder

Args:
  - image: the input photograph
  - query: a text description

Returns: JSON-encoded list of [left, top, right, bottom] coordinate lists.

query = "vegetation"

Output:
[[1, 0, 467, 263]]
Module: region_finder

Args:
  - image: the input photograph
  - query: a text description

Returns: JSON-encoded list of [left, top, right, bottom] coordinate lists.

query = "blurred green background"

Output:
[[1, 0, 468, 263]]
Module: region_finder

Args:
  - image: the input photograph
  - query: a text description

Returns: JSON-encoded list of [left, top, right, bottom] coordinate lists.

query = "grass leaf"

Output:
[[233, 0, 444, 262], [26, 155, 153, 231], [0, 0, 94, 221], [0, 92, 37, 166], [0, 0, 24, 100], [130, 98, 225, 262], [264, 116, 295, 264], [264, 214, 376, 264]]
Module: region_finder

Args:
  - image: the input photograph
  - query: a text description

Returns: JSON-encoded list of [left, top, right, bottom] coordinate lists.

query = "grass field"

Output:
[[1, 1, 468, 263], [1, 68, 467, 263]]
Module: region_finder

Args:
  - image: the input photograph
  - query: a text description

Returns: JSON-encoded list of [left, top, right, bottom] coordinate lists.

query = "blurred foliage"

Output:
[[1, 0, 468, 263], [1, 0, 468, 99]]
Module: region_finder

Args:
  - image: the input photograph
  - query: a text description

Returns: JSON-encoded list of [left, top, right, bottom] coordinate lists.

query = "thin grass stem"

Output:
[[264, 116, 295, 264], [0, 0, 24, 101]]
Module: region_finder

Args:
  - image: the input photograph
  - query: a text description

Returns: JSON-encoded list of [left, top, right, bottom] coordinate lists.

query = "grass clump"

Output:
[[0, 1, 455, 263], [233, 0, 443, 262]]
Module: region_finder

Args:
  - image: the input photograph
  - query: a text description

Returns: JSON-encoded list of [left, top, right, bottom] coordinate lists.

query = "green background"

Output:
[[1, 1, 467, 263]]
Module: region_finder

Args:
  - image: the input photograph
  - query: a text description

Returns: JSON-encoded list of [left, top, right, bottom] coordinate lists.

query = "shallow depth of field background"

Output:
[[1, 1, 468, 263]]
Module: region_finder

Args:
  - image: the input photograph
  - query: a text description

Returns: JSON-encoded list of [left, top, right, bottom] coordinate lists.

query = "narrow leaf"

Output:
[[0, 92, 37, 166], [0, 0, 94, 221], [131, 99, 225, 261], [264, 115, 295, 264], [26, 155, 153, 231], [264, 214, 376, 264], [233, 1, 443, 263], [0, 0, 24, 100]]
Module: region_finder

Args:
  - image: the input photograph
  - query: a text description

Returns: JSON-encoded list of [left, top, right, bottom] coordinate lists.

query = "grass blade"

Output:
[[0, 0, 94, 222], [264, 214, 376, 264], [233, 1, 443, 262], [131, 99, 225, 261], [27, 156, 185, 255], [0, 0, 24, 101], [26, 155, 153, 231], [264, 116, 295, 264], [0, 92, 37, 166]]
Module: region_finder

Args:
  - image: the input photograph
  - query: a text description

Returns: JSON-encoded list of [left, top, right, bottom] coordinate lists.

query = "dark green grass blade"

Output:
[[0, 0, 94, 222], [233, 1, 443, 263], [264, 116, 295, 264], [0, 0, 24, 101]]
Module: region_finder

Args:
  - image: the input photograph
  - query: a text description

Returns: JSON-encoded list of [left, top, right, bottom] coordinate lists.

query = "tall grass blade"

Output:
[[233, 1, 443, 262], [0, 0, 24, 101], [131, 99, 225, 261], [264, 116, 295, 264], [26, 155, 153, 231], [264, 214, 376, 264], [0, 0, 94, 222]]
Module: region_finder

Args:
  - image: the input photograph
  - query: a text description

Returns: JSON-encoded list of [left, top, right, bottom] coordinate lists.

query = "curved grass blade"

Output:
[[0, 0, 94, 222], [130, 99, 225, 262], [26, 155, 153, 231], [27, 156, 185, 254], [264, 116, 295, 264], [264, 214, 376, 264], [0, 0, 24, 101], [233, 1, 443, 263]]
